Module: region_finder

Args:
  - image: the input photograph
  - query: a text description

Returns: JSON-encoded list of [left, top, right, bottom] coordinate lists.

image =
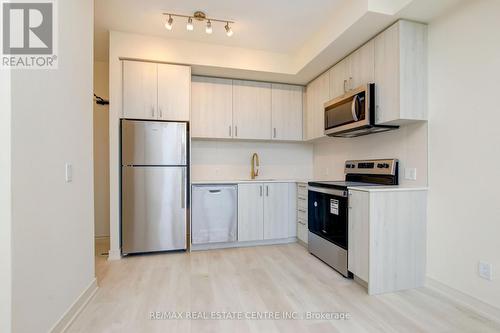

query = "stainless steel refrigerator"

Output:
[[121, 119, 188, 254]]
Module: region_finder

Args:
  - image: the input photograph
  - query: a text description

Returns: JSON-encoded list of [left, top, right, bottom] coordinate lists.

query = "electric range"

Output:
[[307, 159, 399, 277]]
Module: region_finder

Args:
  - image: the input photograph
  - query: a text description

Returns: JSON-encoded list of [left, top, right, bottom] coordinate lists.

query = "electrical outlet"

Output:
[[404, 168, 417, 180], [65, 163, 73, 183], [479, 261, 493, 281]]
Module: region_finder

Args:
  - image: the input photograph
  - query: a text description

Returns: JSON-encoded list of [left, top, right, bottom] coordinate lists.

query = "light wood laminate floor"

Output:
[[68, 240, 500, 333]]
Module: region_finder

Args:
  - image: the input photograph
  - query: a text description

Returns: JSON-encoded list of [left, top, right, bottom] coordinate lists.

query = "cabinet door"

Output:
[[305, 71, 329, 140], [191, 76, 233, 138], [349, 40, 375, 89], [263, 183, 289, 240], [238, 184, 264, 242], [157, 64, 191, 121], [233, 80, 272, 140], [348, 190, 370, 282], [329, 58, 349, 99], [271, 84, 303, 141], [374, 22, 400, 124], [122, 61, 157, 119]]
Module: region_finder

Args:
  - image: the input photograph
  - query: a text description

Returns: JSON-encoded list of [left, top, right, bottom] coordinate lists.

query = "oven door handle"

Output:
[[308, 186, 348, 197]]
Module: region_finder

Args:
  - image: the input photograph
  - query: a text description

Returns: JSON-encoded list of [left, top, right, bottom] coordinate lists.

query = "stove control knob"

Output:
[[383, 163, 390, 168], [377, 163, 384, 168]]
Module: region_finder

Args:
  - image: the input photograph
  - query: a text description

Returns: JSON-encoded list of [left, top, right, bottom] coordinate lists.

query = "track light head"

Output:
[[165, 15, 173, 30], [186, 17, 194, 31], [225, 22, 233, 37], [206, 20, 212, 34]]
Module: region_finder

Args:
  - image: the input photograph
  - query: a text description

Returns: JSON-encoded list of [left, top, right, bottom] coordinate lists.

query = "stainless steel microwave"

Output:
[[324, 83, 398, 138]]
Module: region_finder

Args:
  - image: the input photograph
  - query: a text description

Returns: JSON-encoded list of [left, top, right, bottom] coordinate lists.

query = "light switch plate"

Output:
[[479, 261, 493, 280], [65, 163, 73, 183], [404, 168, 417, 180]]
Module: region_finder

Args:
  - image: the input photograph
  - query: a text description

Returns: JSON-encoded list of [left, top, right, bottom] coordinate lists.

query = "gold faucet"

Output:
[[251, 153, 260, 180]]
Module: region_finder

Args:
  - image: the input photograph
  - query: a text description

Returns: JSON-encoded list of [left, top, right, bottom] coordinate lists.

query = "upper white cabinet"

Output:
[[349, 40, 375, 90], [122, 60, 190, 121], [232, 80, 272, 140], [191, 76, 233, 139], [157, 64, 191, 121], [271, 84, 303, 141], [329, 40, 374, 100], [328, 57, 349, 100], [123, 61, 157, 119], [305, 71, 330, 140], [374, 20, 427, 125]]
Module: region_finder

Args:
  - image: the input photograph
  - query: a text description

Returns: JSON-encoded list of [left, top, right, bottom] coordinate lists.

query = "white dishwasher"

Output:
[[192, 185, 237, 244]]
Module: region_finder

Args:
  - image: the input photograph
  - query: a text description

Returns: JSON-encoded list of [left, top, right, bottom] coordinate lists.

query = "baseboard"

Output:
[[49, 278, 98, 333], [191, 237, 297, 251], [107, 249, 122, 261], [425, 277, 500, 324]]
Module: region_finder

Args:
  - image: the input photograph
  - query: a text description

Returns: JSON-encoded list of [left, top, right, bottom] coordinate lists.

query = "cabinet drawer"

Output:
[[297, 221, 308, 244], [298, 208, 307, 220], [297, 183, 308, 196], [297, 195, 307, 209]]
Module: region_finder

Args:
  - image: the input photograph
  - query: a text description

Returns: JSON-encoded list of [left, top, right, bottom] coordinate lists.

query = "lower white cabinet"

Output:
[[296, 182, 308, 244], [238, 183, 295, 242], [238, 184, 265, 242], [263, 183, 289, 240], [347, 190, 369, 282], [348, 188, 427, 294]]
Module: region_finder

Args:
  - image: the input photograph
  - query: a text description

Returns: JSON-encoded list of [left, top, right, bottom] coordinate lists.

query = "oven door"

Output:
[[324, 84, 372, 136], [308, 187, 348, 250]]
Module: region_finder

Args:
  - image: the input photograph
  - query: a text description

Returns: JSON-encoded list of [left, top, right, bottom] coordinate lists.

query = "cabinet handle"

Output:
[[273, 128, 277, 139], [229, 126, 232, 137], [349, 77, 353, 90], [343, 80, 347, 93], [235, 126, 238, 137], [159, 108, 163, 119], [266, 185, 269, 197], [151, 106, 155, 118], [260, 185, 263, 197], [298, 209, 306, 213]]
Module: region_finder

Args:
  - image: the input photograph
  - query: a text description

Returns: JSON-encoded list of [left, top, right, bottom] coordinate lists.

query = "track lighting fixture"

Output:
[[163, 11, 235, 37]]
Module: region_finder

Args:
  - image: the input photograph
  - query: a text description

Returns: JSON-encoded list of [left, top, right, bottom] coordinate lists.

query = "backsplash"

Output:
[[191, 139, 314, 181], [313, 122, 428, 187]]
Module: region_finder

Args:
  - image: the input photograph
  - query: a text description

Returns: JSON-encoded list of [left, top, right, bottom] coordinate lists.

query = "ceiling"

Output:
[[94, 0, 345, 62]]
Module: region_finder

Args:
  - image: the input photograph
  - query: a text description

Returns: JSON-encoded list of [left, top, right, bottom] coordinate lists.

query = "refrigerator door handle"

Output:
[[181, 168, 186, 209]]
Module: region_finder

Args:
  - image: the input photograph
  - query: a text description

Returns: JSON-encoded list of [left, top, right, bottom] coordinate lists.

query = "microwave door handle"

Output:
[[351, 95, 359, 121]]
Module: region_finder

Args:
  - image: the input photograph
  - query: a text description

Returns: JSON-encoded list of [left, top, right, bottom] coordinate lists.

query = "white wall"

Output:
[[0, 68, 12, 333], [10, 0, 95, 331], [313, 122, 428, 186], [192, 140, 313, 181], [94, 61, 110, 238], [427, 0, 500, 309]]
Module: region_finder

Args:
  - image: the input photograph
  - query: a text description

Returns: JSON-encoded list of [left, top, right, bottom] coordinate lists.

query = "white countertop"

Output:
[[191, 179, 310, 185], [347, 186, 428, 192]]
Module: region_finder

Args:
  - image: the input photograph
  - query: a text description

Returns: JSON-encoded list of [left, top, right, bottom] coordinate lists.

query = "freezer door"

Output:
[[191, 185, 237, 244], [121, 120, 187, 166], [122, 166, 187, 254]]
